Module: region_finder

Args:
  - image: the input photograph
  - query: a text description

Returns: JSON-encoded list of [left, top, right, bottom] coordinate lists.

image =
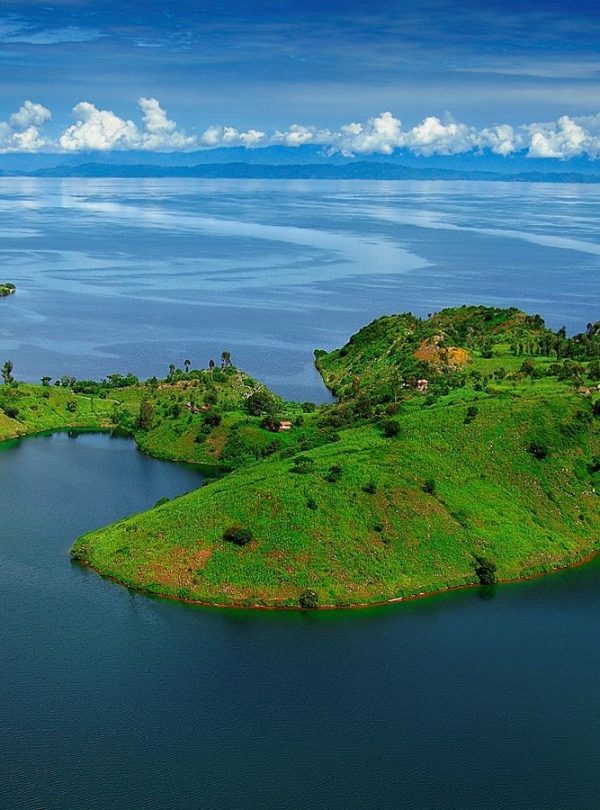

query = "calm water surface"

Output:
[[1, 178, 600, 400], [2, 432, 600, 809]]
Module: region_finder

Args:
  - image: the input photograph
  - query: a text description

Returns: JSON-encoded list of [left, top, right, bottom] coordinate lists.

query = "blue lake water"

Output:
[[2, 432, 600, 810], [2, 179, 600, 808], [1, 178, 600, 400]]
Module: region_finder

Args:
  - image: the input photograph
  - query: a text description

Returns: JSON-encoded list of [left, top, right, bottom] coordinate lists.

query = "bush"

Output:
[[325, 464, 342, 483], [66, 399, 77, 412], [474, 555, 497, 585], [298, 589, 319, 609], [223, 526, 253, 546], [203, 410, 222, 427], [3, 406, 19, 419], [363, 481, 377, 494], [422, 478, 436, 495], [291, 455, 315, 474], [306, 497, 317, 510], [380, 419, 400, 438], [154, 496, 170, 508], [527, 440, 549, 460], [302, 401, 317, 413], [464, 405, 479, 424]]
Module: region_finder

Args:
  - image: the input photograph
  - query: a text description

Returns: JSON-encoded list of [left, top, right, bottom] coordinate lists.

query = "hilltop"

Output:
[[60, 305, 600, 608]]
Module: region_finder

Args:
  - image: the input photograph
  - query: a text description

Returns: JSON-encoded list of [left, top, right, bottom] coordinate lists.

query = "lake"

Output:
[[2, 431, 600, 809], [1, 178, 600, 401], [2, 178, 600, 809]]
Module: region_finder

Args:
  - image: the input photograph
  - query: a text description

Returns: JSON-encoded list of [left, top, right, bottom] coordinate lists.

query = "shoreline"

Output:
[[73, 547, 600, 612]]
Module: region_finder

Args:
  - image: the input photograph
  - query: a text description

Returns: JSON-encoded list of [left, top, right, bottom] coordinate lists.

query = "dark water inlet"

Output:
[[2, 431, 600, 809]]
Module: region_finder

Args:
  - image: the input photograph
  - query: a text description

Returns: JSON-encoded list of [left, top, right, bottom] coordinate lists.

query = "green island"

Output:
[[3, 305, 600, 608], [0, 282, 16, 297]]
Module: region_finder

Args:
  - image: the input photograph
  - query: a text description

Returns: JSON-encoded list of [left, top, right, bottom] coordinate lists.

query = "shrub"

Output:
[[363, 481, 377, 494], [203, 411, 222, 427], [298, 589, 319, 609], [474, 555, 497, 585], [291, 455, 315, 474], [66, 399, 77, 412], [464, 405, 479, 424], [223, 526, 253, 546], [325, 464, 342, 483], [422, 478, 436, 495], [302, 401, 317, 413], [3, 406, 19, 419], [527, 440, 549, 460], [306, 497, 317, 510], [380, 419, 400, 438], [154, 496, 170, 508]]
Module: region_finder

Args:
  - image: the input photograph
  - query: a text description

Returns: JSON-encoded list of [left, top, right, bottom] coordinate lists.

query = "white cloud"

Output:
[[404, 116, 474, 155], [58, 98, 195, 152], [525, 115, 588, 159], [0, 100, 51, 153], [3, 98, 600, 160], [476, 124, 521, 156], [200, 124, 265, 148], [9, 100, 51, 130]]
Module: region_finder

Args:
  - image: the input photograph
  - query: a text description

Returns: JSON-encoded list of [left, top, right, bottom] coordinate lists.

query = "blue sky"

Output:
[[0, 0, 599, 156]]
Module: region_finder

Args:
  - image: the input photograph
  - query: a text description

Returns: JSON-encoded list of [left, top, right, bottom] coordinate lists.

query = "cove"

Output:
[[2, 432, 600, 809]]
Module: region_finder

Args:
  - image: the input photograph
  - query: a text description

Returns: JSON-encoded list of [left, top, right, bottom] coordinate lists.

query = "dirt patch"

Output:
[[414, 336, 469, 370], [139, 545, 213, 588]]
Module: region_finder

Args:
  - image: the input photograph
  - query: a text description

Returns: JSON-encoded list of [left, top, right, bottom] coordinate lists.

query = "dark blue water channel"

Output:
[[2, 431, 600, 809]]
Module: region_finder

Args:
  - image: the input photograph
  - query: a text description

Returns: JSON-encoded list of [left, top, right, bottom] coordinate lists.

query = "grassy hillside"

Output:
[[72, 390, 600, 607], [70, 306, 600, 608]]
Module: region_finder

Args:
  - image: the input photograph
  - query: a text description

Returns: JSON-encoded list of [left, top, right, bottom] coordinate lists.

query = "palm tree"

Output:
[[184, 359, 191, 373], [168, 363, 176, 380]]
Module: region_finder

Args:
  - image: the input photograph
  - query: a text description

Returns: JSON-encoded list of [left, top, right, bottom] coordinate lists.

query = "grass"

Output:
[[72, 391, 600, 607], [4, 303, 600, 609]]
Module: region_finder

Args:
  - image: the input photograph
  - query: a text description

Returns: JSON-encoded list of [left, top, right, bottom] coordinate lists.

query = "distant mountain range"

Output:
[[0, 146, 599, 182]]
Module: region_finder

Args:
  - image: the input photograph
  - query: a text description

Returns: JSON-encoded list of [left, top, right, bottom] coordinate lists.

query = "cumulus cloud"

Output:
[[200, 124, 266, 148], [4, 98, 600, 160], [0, 100, 51, 152], [59, 98, 195, 152], [525, 115, 588, 159]]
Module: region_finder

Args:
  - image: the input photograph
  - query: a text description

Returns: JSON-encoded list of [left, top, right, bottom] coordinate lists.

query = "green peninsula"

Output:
[[4, 306, 600, 608]]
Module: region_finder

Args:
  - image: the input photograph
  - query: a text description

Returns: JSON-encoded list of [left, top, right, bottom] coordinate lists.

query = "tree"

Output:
[[138, 400, 154, 430], [246, 389, 276, 416], [167, 363, 176, 380], [380, 419, 400, 438], [1, 360, 13, 384], [208, 359, 215, 370], [184, 359, 191, 373], [299, 589, 319, 609], [41, 376, 52, 386], [474, 555, 497, 585], [422, 478, 436, 495], [221, 351, 232, 368]]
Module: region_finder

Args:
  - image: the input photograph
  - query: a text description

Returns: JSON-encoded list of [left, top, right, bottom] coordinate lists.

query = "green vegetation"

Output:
[[5, 305, 600, 608], [0, 282, 15, 297]]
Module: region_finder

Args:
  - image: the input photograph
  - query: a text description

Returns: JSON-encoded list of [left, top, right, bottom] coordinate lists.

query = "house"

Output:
[[416, 378, 429, 393], [277, 420, 293, 432]]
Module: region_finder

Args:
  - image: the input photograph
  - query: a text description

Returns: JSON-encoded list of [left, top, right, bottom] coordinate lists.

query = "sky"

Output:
[[0, 0, 599, 158]]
